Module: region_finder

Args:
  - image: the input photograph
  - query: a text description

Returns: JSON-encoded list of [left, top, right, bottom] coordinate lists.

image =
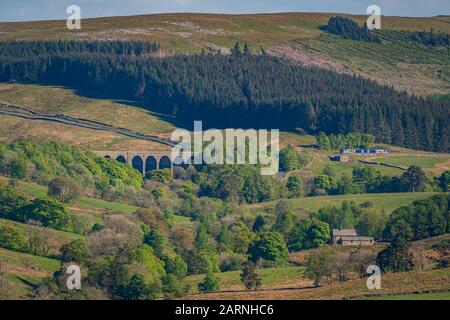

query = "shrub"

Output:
[[185, 250, 219, 275], [383, 194, 449, 242], [122, 273, 160, 300], [195, 165, 285, 204], [252, 215, 267, 233], [432, 239, 450, 269], [402, 166, 427, 192], [288, 219, 309, 251], [0, 187, 29, 221], [135, 207, 169, 234], [163, 255, 188, 279], [438, 171, 450, 192], [145, 169, 172, 183], [130, 245, 166, 289], [198, 273, 220, 293], [220, 254, 246, 272], [286, 175, 303, 198], [0, 225, 27, 252], [162, 274, 190, 299], [10, 157, 28, 179], [248, 231, 289, 265], [306, 220, 331, 248], [23, 197, 69, 230], [279, 145, 299, 172], [304, 245, 336, 287], [60, 239, 91, 266], [48, 176, 82, 203], [376, 241, 414, 273], [240, 262, 261, 290]]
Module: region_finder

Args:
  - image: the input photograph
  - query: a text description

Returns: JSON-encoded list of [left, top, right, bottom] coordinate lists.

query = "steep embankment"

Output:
[[0, 83, 174, 151]]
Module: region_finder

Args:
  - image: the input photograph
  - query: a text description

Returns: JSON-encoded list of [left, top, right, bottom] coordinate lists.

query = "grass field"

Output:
[[279, 132, 316, 148], [0, 248, 61, 273], [187, 237, 450, 300], [186, 267, 450, 300], [76, 196, 139, 215], [375, 155, 450, 170], [356, 291, 450, 300], [0, 218, 83, 256], [249, 192, 437, 213], [15, 180, 47, 197], [15, 180, 138, 214], [0, 83, 175, 134], [306, 150, 450, 179], [0, 248, 61, 299], [187, 266, 305, 294], [0, 83, 175, 151], [309, 156, 404, 177]]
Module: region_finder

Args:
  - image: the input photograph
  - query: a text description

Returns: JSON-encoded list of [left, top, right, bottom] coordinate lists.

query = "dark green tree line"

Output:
[[0, 40, 448, 152]]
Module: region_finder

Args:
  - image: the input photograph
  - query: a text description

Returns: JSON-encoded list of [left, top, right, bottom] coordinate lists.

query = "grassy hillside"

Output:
[[374, 154, 450, 174], [0, 83, 317, 152], [15, 180, 138, 214], [294, 32, 450, 95], [0, 176, 190, 299], [187, 235, 450, 300], [0, 83, 174, 151], [0, 218, 83, 256], [186, 267, 450, 300], [14, 179, 191, 224], [248, 192, 437, 213], [0, 248, 61, 299], [305, 152, 450, 178], [1, 13, 448, 48], [0, 83, 174, 134], [0, 13, 448, 95], [356, 291, 450, 300], [308, 155, 404, 177], [187, 266, 304, 294]]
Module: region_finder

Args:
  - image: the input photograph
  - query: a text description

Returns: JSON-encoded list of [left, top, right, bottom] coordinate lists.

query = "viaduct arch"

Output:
[[94, 151, 192, 176]]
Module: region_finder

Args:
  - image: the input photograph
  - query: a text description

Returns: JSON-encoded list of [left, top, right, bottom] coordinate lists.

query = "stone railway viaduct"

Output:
[[94, 151, 192, 176], [95, 151, 173, 175], [0, 102, 192, 177]]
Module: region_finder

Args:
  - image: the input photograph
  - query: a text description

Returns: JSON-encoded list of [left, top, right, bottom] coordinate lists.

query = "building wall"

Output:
[[341, 240, 374, 246], [332, 236, 374, 246]]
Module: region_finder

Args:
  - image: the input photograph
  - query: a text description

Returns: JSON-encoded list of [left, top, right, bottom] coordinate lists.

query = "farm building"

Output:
[[331, 228, 375, 246]]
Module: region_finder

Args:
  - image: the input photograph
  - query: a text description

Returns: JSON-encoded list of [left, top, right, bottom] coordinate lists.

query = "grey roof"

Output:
[[332, 229, 357, 237]]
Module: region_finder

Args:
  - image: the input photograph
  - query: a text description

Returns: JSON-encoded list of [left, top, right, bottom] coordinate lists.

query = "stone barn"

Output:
[[331, 228, 375, 246]]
